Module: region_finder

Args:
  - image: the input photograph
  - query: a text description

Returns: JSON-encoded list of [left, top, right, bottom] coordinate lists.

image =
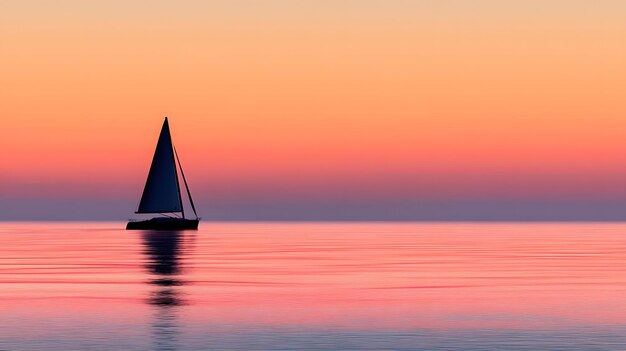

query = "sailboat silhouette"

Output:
[[127, 117, 199, 230]]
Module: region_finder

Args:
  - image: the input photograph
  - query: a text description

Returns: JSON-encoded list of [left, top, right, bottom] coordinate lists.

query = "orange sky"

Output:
[[1, 1, 626, 219]]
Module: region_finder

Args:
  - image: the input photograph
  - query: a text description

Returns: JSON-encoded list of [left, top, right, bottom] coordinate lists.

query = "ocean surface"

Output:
[[2, 222, 626, 351]]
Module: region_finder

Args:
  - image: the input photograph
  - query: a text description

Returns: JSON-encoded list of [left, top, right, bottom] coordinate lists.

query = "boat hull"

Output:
[[126, 218, 199, 230]]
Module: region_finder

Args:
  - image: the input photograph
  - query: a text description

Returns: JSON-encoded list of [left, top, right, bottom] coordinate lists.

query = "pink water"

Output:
[[2, 222, 626, 350]]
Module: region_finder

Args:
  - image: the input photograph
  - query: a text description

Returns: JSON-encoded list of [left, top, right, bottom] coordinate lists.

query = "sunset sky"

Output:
[[2, 1, 625, 220]]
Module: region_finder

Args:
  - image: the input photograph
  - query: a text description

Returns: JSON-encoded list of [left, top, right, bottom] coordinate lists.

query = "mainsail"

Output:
[[136, 117, 183, 213]]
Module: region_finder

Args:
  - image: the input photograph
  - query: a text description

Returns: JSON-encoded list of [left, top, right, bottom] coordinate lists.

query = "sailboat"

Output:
[[127, 117, 199, 230]]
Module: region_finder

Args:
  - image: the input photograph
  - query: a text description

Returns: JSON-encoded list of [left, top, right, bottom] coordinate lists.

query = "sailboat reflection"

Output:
[[142, 230, 189, 350]]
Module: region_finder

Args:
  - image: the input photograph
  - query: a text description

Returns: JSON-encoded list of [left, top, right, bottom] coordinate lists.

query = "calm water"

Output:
[[2, 222, 626, 350]]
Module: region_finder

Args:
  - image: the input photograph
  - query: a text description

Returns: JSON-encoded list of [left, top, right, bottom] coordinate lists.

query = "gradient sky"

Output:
[[2, 0, 626, 220]]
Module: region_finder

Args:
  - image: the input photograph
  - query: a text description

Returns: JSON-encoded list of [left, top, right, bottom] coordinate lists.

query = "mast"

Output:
[[169, 118, 185, 219], [174, 146, 198, 219]]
